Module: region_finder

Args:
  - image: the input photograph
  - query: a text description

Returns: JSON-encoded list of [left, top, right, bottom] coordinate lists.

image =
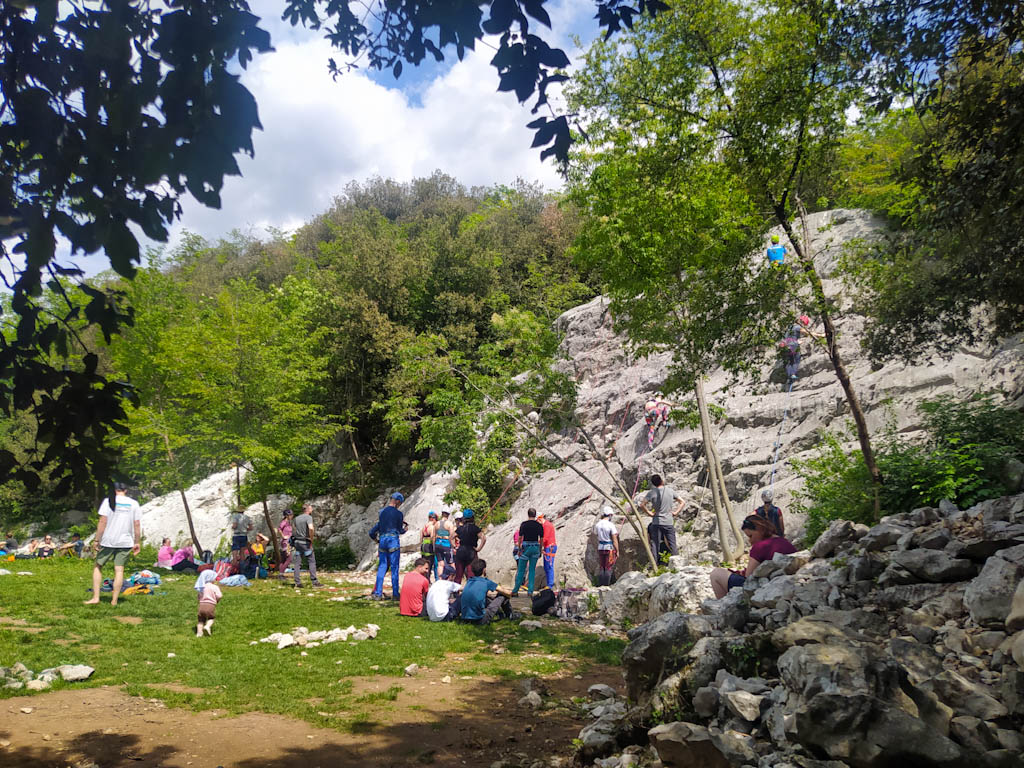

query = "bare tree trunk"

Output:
[[780, 203, 882, 516], [235, 463, 242, 508], [705, 412, 743, 547], [177, 489, 203, 554], [161, 431, 203, 553], [261, 496, 282, 570], [695, 379, 743, 561]]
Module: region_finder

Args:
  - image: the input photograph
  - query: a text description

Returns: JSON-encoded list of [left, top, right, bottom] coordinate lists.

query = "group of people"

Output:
[[1, 532, 84, 559], [395, 556, 518, 625]]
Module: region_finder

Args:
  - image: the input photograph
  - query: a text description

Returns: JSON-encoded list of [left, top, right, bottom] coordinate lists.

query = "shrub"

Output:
[[795, 394, 1024, 542]]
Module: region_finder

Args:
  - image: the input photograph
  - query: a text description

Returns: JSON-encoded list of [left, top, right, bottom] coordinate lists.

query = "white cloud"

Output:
[[168, 3, 599, 249]]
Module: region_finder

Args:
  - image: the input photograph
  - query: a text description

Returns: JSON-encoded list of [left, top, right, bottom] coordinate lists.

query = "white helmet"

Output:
[[454, 511, 464, 520]]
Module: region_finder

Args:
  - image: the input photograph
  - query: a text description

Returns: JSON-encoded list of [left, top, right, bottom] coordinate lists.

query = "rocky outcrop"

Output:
[[137, 209, 1024, 586], [580, 492, 1024, 768]]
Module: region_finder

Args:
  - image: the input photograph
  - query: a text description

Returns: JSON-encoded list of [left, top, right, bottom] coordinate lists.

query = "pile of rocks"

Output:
[[593, 563, 715, 627], [2, 663, 94, 691], [581, 492, 1024, 767], [253, 623, 380, 650]]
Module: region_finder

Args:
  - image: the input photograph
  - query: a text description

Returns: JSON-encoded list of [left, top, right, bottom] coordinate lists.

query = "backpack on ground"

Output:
[[532, 587, 557, 616]]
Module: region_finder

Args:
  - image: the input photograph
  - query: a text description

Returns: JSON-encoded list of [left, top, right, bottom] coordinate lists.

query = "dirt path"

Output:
[[0, 665, 619, 768]]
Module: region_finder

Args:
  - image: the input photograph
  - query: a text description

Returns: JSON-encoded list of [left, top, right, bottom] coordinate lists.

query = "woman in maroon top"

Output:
[[711, 515, 796, 598]]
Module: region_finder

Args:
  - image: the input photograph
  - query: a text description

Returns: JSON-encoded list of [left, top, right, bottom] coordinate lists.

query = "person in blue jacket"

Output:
[[370, 492, 407, 600], [766, 234, 786, 265]]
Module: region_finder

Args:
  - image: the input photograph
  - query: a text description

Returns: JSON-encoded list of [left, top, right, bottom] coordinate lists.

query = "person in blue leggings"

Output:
[[370, 492, 406, 599]]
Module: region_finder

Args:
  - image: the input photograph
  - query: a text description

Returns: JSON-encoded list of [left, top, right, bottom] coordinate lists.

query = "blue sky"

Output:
[[161, 0, 601, 254]]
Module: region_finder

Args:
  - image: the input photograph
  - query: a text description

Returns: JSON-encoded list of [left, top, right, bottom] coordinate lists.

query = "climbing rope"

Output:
[[768, 375, 798, 493]]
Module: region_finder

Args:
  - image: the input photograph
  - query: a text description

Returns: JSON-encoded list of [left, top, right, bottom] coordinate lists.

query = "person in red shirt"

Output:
[[399, 557, 432, 617], [537, 511, 558, 589]]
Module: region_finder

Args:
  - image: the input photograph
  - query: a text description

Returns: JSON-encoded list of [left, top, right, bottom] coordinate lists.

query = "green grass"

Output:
[[0, 557, 624, 730]]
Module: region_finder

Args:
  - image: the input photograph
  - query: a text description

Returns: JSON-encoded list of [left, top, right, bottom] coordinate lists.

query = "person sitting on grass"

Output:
[[710, 515, 796, 598], [399, 557, 432, 617], [170, 544, 198, 572], [426, 565, 463, 622], [37, 535, 56, 558], [157, 537, 175, 567], [459, 559, 513, 625]]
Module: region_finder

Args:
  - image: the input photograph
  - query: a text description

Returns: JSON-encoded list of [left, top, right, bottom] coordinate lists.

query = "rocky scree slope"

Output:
[[574, 492, 1024, 768]]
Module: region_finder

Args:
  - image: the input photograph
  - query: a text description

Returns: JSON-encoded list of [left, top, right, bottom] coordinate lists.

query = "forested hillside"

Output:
[[0, 175, 593, 525]]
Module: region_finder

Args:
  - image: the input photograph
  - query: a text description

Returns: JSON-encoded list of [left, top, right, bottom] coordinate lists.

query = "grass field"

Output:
[[0, 556, 624, 733]]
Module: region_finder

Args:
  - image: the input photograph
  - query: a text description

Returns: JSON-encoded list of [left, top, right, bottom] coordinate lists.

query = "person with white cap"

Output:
[[594, 507, 620, 586], [370, 492, 407, 599]]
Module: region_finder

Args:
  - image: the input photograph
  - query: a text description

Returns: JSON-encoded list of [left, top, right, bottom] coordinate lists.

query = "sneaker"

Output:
[[311, 581, 324, 588], [368, 593, 383, 601]]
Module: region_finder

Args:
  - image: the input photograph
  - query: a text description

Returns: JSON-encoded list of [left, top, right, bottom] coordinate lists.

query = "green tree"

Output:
[[0, 0, 661, 495], [567, 0, 885, 509]]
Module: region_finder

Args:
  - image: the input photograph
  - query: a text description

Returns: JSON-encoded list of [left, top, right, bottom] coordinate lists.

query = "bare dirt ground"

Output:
[[0, 664, 619, 768]]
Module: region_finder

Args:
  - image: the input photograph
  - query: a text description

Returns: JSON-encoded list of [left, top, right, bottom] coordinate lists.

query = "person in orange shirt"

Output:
[[399, 558, 431, 617], [537, 511, 558, 589]]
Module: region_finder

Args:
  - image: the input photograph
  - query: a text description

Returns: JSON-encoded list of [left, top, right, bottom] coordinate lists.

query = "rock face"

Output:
[[583, 493, 1024, 768], [141, 209, 1024, 587]]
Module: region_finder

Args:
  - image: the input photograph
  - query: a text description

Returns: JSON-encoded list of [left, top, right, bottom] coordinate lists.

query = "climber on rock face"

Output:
[[643, 393, 672, 449], [777, 314, 820, 389], [766, 234, 787, 265]]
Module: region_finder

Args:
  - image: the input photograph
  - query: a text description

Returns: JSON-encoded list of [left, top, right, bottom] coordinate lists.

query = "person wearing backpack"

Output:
[[642, 474, 684, 561], [754, 490, 785, 537]]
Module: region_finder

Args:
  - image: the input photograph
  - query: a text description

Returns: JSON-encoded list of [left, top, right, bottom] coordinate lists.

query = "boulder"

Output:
[[56, 665, 94, 682], [921, 670, 1007, 721], [891, 549, 976, 583], [860, 521, 912, 552], [647, 722, 729, 768], [622, 612, 711, 699], [721, 690, 764, 722], [810, 520, 855, 559], [964, 546, 1024, 627], [1005, 578, 1024, 632]]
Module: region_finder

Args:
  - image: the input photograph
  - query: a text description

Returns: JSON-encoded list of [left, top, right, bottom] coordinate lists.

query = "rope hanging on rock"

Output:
[[768, 375, 798, 493]]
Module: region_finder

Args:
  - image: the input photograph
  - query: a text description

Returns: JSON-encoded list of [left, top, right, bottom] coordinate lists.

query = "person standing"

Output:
[[229, 507, 253, 565], [290, 503, 323, 589], [399, 557, 432, 617], [511, 508, 544, 597], [454, 509, 485, 583], [754, 489, 785, 537], [642, 474, 684, 561], [594, 507, 620, 586], [277, 509, 294, 574], [370, 492, 406, 599], [420, 511, 438, 581], [84, 482, 142, 606], [433, 510, 455, 580], [537, 510, 557, 589]]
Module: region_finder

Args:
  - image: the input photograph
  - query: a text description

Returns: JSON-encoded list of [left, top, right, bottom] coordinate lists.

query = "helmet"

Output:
[[601, 506, 614, 518], [428, 510, 438, 519], [462, 508, 475, 519], [798, 314, 811, 326], [761, 490, 774, 502], [771, 235, 780, 244], [454, 511, 464, 520], [390, 491, 405, 502]]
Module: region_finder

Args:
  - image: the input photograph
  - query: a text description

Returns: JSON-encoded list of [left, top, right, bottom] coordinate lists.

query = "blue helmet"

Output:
[[462, 508, 474, 519], [390, 492, 405, 503]]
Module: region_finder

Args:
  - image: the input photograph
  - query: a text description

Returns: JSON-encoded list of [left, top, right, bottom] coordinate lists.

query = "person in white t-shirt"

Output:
[[84, 482, 142, 606], [594, 507, 620, 587], [426, 565, 463, 621]]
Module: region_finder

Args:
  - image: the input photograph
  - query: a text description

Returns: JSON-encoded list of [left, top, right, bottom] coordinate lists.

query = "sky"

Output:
[[164, 0, 600, 255]]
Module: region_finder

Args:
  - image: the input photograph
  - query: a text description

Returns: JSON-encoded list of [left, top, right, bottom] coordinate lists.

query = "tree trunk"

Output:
[[178, 489, 203, 554], [706, 413, 744, 547], [695, 379, 742, 561], [779, 209, 882, 515], [161, 430, 203, 553], [261, 496, 282, 570], [235, 463, 242, 508]]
